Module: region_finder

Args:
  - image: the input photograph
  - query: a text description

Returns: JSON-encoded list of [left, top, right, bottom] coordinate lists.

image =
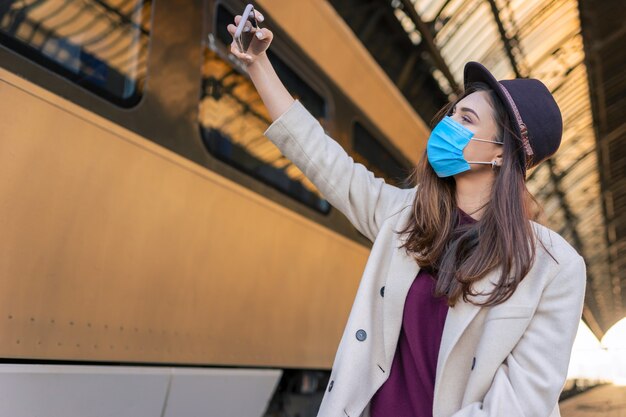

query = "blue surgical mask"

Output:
[[426, 116, 503, 177]]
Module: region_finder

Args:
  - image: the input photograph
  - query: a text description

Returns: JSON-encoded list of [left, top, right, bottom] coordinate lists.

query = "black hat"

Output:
[[463, 61, 563, 176]]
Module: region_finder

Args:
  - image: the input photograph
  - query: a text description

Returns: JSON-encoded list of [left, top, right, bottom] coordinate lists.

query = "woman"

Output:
[[228, 11, 586, 417]]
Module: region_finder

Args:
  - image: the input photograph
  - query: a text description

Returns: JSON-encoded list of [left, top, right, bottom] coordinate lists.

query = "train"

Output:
[[0, 0, 432, 415]]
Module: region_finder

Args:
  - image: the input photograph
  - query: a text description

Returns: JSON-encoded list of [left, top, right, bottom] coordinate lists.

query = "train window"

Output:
[[352, 121, 412, 188], [0, 0, 152, 106], [199, 4, 330, 214]]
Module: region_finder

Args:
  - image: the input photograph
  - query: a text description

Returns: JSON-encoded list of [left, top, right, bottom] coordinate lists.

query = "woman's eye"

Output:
[[462, 115, 472, 123]]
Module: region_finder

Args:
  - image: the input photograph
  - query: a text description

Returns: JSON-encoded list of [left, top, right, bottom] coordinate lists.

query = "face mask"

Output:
[[426, 116, 503, 177]]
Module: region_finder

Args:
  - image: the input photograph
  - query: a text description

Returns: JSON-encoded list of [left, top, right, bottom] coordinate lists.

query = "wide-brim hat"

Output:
[[463, 61, 563, 177]]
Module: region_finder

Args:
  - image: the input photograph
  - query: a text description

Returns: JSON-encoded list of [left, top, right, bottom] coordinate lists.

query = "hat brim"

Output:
[[463, 61, 527, 172]]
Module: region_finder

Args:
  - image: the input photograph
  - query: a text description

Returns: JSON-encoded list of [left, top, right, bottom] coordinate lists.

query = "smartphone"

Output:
[[234, 4, 258, 53]]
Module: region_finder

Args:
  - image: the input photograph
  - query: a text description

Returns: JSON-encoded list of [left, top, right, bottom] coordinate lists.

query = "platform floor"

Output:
[[560, 384, 626, 416]]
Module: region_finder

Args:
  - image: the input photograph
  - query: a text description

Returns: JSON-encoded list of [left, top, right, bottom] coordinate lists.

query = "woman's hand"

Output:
[[227, 10, 274, 65], [225, 9, 293, 120]]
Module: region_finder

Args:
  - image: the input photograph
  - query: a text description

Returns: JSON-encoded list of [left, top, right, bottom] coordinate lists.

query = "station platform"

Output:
[[560, 384, 626, 416]]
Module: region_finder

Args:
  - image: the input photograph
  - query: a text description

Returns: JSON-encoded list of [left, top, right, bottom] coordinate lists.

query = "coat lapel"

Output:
[[433, 267, 500, 413], [381, 207, 501, 406]]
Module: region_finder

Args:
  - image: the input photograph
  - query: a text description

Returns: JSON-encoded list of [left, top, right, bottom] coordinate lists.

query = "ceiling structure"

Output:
[[328, 0, 624, 339], [577, 0, 625, 338]]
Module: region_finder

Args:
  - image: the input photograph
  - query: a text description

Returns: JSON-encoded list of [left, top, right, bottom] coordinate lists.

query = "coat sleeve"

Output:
[[451, 254, 587, 417], [263, 99, 414, 242]]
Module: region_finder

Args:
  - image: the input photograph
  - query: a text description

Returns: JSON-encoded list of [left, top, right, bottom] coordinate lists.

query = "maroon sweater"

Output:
[[370, 209, 477, 417]]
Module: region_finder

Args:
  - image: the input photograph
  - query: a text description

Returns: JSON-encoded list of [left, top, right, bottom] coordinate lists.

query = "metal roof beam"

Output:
[[485, 0, 524, 78], [398, 0, 459, 93]]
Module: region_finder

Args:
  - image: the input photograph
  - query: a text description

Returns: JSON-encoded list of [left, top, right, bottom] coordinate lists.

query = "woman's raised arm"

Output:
[[227, 11, 414, 241]]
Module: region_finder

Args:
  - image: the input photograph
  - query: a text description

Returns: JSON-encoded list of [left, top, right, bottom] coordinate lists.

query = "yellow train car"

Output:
[[0, 0, 428, 415]]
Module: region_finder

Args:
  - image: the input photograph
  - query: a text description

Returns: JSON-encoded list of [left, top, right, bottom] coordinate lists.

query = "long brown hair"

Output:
[[397, 81, 553, 307]]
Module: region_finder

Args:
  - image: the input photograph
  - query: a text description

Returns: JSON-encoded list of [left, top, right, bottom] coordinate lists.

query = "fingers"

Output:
[[254, 27, 273, 42], [227, 9, 270, 61], [229, 15, 255, 37]]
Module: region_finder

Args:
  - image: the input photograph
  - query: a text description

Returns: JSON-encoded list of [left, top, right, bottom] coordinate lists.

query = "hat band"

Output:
[[498, 83, 534, 157]]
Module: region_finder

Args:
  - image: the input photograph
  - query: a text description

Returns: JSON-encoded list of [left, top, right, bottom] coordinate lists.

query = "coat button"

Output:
[[356, 329, 367, 341], [328, 380, 334, 392], [380, 286, 385, 297], [471, 357, 476, 370]]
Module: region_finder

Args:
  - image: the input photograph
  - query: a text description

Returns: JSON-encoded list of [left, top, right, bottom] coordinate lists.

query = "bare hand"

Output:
[[227, 10, 274, 65]]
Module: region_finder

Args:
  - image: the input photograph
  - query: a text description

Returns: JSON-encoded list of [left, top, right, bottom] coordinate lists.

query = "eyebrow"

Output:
[[459, 107, 481, 121]]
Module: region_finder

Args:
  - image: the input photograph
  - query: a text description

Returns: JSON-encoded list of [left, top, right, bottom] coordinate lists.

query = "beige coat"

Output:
[[264, 100, 587, 417]]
